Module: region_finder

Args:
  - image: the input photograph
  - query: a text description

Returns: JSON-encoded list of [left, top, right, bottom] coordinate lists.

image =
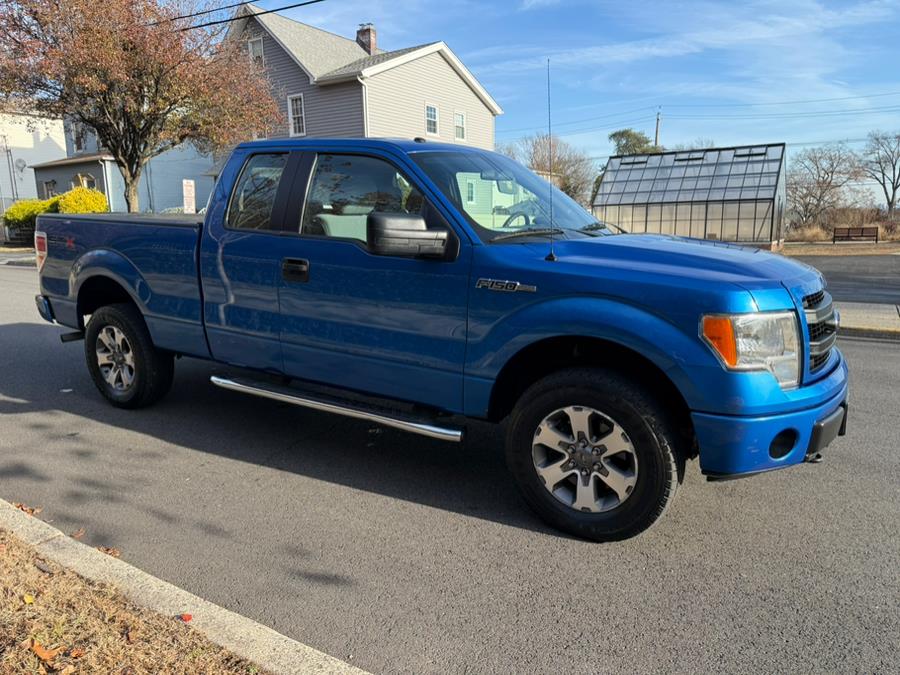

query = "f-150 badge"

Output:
[[475, 278, 537, 293]]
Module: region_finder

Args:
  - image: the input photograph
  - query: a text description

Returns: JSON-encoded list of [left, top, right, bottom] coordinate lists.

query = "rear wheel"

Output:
[[506, 368, 679, 541], [85, 304, 174, 409]]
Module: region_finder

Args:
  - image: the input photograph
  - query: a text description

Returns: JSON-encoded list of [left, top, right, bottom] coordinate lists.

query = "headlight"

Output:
[[701, 311, 800, 388]]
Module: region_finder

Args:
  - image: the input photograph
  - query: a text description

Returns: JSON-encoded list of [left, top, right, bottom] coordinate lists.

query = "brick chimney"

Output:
[[356, 23, 376, 55]]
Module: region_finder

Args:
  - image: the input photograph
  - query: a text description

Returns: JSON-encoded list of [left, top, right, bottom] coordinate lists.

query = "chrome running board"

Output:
[[210, 376, 464, 443]]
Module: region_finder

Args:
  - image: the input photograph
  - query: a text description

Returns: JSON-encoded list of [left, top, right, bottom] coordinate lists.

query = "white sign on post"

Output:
[[182, 179, 196, 214]]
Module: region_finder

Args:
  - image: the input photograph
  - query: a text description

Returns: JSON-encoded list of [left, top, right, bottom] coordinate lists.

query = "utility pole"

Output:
[[654, 110, 661, 148]]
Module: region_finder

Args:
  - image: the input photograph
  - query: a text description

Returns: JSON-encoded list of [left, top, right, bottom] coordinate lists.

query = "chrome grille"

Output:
[[803, 290, 837, 373], [802, 290, 825, 309]]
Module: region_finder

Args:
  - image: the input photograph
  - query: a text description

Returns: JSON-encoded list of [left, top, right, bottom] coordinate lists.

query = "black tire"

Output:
[[505, 368, 679, 542], [84, 303, 174, 409]]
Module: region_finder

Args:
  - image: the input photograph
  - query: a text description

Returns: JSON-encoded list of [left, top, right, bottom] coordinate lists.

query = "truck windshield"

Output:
[[411, 151, 614, 242]]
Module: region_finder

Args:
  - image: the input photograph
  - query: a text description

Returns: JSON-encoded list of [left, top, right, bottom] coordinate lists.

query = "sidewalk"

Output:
[[0, 500, 367, 675], [836, 301, 900, 339]]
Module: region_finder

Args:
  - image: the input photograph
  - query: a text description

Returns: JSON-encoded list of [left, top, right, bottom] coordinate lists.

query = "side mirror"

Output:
[[367, 212, 449, 259]]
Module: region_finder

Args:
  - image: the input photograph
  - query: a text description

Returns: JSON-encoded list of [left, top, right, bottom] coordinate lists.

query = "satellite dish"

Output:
[[14, 158, 26, 172]]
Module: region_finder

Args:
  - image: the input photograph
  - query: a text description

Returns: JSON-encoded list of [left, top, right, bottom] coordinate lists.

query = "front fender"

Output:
[[464, 296, 722, 417]]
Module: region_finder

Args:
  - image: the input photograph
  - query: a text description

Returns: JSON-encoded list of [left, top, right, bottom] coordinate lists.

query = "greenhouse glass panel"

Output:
[[593, 143, 785, 242]]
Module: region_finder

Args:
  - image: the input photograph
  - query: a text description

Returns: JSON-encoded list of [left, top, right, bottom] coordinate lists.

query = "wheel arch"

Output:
[[72, 250, 148, 329]]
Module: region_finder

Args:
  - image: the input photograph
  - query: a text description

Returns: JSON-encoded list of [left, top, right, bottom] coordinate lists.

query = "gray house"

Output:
[[232, 4, 502, 148], [30, 119, 215, 213]]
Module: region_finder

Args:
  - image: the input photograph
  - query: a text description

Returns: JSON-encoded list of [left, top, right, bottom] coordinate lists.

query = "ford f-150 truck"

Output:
[[34, 138, 848, 541]]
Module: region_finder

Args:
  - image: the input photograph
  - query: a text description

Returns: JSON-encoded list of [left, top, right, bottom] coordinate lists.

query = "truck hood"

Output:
[[532, 234, 821, 289]]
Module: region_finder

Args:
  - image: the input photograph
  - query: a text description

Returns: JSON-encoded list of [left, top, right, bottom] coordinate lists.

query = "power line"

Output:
[[496, 105, 657, 135], [667, 104, 900, 120], [582, 137, 872, 162], [664, 90, 900, 108], [497, 89, 900, 138], [180, 0, 327, 31], [149, 1, 250, 26]]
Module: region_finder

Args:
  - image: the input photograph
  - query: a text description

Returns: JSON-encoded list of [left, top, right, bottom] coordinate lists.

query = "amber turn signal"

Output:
[[702, 316, 737, 367]]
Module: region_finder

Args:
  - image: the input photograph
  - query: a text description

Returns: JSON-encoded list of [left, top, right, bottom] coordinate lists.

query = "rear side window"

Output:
[[300, 154, 427, 242], [227, 153, 287, 230]]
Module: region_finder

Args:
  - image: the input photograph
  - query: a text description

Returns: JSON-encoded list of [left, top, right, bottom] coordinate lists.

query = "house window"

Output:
[[248, 37, 264, 67], [466, 179, 476, 204], [42, 180, 57, 198], [288, 94, 306, 137], [72, 123, 85, 153], [425, 104, 438, 135], [75, 173, 96, 190], [454, 112, 466, 140]]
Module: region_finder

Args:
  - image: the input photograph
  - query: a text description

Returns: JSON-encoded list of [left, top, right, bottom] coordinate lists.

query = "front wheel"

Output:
[[505, 368, 680, 541], [85, 303, 174, 409]]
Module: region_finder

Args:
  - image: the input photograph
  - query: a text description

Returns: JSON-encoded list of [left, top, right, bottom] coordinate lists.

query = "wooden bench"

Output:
[[833, 226, 879, 243]]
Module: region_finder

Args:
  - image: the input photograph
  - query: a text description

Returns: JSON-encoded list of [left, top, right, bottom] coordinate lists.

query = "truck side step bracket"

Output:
[[209, 376, 464, 443]]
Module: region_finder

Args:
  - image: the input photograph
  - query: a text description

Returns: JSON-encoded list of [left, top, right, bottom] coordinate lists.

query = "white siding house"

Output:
[[0, 113, 66, 214]]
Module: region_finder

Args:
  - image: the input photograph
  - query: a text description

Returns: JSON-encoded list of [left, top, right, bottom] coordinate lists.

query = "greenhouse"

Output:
[[592, 143, 786, 246]]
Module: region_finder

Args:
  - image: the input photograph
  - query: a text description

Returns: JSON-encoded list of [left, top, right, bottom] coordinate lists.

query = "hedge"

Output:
[[3, 187, 107, 233], [57, 187, 108, 214]]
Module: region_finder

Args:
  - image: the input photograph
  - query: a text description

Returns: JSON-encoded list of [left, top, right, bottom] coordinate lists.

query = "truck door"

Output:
[[199, 148, 300, 372], [275, 150, 472, 413]]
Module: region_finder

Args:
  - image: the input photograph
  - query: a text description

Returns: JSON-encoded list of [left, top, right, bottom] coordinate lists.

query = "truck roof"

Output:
[[234, 137, 492, 156]]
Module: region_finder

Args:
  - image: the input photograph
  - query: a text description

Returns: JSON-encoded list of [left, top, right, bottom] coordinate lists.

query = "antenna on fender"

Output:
[[545, 57, 557, 262]]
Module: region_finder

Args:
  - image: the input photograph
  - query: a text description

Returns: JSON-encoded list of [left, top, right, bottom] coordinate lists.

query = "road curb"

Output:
[[839, 326, 900, 340], [0, 499, 368, 675], [0, 258, 36, 267]]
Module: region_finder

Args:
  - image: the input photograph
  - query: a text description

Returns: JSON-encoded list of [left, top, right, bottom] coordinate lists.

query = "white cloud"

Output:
[[520, 0, 563, 9]]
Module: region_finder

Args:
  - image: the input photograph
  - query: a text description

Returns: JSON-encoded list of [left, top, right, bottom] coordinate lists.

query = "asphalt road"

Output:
[[1, 265, 898, 674], [795, 254, 900, 304]]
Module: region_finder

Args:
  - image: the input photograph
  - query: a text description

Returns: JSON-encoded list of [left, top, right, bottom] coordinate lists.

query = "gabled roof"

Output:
[[235, 3, 371, 81], [232, 4, 502, 115], [317, 43, 435, 81]]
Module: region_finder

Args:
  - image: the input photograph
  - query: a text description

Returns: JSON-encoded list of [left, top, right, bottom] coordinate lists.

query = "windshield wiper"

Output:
[[579, 222, 624, 234], [492, 228, 567, 242]]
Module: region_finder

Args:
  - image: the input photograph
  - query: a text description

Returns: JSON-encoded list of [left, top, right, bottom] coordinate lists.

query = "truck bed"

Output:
[[36, 212, 210, 358]]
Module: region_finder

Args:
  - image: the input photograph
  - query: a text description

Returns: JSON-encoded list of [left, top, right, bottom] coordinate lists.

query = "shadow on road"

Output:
[[0, 321, 555, 537]]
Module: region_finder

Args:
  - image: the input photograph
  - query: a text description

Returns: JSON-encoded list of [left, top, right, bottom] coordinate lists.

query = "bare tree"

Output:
[[858, 131, 900, 218], [504, 133, 595, 206], [667, 138, 717, 151], [786, 145, 860, 228]]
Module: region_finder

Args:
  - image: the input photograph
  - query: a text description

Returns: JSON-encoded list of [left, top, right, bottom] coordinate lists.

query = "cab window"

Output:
[[300, 154, 427, 242], [226, 153, 287, 230]]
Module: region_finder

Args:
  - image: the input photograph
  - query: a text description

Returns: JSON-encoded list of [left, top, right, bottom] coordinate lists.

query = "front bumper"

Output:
[[692, 362, 849, 477]]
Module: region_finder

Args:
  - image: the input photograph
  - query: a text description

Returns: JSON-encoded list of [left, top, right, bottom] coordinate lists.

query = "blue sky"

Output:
[[280, 0, 899, 161]]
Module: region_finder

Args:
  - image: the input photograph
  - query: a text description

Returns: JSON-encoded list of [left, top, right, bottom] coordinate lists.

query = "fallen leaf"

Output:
[[59, 666, 76, 675], [125, 628, 136, 644], [34, 560, 54, 575], [68, 647, 85, 659], [70, 527, 86, 540], [23, 593, 35, 605], [97, 546, 120, 558], [13, 502, 42, 516], [29, 638, 64, 663], [178, 613, 192, 623]]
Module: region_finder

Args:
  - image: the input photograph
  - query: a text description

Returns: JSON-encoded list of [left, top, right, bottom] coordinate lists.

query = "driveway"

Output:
[[1, 265, 897, 673], [794, 254, 900, 304]]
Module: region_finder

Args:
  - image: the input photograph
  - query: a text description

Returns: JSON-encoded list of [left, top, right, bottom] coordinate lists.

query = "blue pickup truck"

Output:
[[34, 138, 848, 541]]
